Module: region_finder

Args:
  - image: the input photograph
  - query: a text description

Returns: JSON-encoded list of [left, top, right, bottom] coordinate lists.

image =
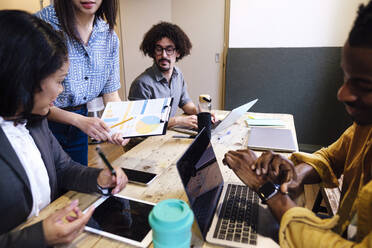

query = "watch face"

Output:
[[258, 182, 278, 201]]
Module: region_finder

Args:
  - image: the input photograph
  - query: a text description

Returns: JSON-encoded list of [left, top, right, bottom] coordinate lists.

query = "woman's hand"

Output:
[[97, 166, 128, 194], [42, 200, 94, 246], [75, 115, 112, 142], [110, 133, 130, 146]]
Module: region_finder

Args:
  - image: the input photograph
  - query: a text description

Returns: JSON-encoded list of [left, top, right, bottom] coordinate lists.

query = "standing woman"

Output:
[[36, 0, 127, 166]]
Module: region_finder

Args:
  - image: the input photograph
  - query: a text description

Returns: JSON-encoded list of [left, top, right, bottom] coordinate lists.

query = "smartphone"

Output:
[[122, 168, 158, 186]]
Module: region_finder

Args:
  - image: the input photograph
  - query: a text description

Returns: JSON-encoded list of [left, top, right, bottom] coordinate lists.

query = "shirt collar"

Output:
[[151, 63, 179, 83], [45, 5, 61, 29], [0, 116, 27, 130]]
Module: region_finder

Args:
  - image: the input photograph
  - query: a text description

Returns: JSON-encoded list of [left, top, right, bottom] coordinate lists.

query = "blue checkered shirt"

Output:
[[36, 5, 121, 108]]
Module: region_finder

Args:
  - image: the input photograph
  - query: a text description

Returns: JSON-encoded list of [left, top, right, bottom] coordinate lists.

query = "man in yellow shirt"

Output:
[[223, 2, 372, 247]]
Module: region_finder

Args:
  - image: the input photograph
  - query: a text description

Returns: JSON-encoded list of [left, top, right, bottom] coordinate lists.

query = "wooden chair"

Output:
[[312, 176, 343, 216]]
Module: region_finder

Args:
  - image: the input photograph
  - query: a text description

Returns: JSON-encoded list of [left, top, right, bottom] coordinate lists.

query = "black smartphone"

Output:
[[122, 168, 158, 186]]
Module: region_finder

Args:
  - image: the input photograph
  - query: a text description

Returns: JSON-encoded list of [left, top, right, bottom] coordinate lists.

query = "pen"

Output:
[[217, 130, 231, 141], [172, 135, 195, 139], [110, 116, 133, 129], [96, 146, 116, 176]]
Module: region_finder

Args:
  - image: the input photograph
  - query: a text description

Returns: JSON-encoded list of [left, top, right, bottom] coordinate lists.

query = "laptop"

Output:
[[172, 99, 258, 136], [176, 128, 279, 248], [212, 99, 258, 135]]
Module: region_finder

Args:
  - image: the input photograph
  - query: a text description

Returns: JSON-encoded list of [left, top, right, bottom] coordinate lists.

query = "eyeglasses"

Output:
[[154, 45, 176, 56]]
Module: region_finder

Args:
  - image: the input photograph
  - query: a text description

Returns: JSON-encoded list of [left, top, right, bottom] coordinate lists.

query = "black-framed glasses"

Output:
[[154, 45, 176, 56]]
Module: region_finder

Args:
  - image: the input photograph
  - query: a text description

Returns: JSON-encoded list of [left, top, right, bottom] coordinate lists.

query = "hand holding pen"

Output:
[[96, 146, 128, 194]]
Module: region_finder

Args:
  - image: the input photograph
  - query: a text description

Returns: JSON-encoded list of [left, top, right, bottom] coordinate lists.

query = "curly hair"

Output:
[[349, 0, 372, 47], [140, 22, 192, 61]]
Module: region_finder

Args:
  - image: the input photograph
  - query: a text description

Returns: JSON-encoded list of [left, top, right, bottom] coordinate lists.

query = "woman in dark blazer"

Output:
[[0, 10, 128, 247]]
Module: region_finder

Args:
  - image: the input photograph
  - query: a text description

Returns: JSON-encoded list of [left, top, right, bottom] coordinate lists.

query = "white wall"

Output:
[[119, 0, 171, 99], [172, 0, 225, 109], [229, 0, 369, 48]]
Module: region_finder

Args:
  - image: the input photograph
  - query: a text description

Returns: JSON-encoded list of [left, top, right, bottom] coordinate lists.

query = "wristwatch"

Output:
[[97, 184, 111, 196], [257, 182, 280, 204]]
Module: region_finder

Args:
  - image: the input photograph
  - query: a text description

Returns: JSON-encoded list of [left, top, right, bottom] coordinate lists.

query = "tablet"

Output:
[[84, 195, 155, 247]]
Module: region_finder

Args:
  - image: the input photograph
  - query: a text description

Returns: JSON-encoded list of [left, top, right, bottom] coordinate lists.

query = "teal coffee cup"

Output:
[[148, 199, 194, 248]]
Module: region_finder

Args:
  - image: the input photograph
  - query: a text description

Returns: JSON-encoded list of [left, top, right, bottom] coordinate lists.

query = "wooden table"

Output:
[[18, 111, 298, 248]]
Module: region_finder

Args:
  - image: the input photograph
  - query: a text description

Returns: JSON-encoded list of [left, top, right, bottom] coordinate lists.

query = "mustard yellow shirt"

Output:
[[280, 123, 372, 247]]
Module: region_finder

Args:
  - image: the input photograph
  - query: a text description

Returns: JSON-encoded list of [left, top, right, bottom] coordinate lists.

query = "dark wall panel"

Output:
[[225, 47, 352, 147]]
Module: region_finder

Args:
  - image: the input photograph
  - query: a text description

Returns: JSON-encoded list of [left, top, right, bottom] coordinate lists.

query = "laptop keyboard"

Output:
[[213, 184, 259, 245]]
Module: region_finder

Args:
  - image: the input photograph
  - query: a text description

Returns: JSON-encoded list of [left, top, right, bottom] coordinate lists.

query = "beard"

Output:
[[344, 101, 372, 125], [155, 58, 171, 72]]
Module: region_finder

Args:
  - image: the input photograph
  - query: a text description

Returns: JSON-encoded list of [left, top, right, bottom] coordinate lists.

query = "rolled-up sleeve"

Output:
[[128, 80, 152, 101], [279, 207, 372, 248], [290, 125, 354, 188], [178, 77, 191, 108]]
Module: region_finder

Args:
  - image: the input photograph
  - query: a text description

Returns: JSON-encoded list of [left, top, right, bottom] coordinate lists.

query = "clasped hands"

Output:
[[223, 149, 298, 196]]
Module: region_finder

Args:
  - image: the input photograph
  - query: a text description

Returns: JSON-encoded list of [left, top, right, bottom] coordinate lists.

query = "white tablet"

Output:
[[84, 195, 155, 248]]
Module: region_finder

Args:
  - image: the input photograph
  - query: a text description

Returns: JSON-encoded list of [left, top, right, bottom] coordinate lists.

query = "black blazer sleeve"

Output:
[[0, 222, 47, 248], [0, 119, 105, 248], [30, 119, 103, 196]]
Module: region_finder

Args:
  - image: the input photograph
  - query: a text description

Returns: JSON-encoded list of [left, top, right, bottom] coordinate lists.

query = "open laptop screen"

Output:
[[176, 128, 224, 237]]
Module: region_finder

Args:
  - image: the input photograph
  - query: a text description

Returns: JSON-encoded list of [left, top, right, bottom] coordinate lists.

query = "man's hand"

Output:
[[75, 115, 112, 142], [251, 151, 297, 194], [97, 166, 128, 194], [42, 200, 95, 246], [223, 149, 266, 192], [173, 115, 198, 129]]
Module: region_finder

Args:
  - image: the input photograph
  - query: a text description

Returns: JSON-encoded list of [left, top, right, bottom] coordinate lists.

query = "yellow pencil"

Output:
[[110, 117, 133, 128]]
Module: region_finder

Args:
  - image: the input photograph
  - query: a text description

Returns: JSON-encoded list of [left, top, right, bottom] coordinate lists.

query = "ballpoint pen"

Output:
[[96, 146, 116, 176], [172, 135, 195, 139], [110, 116, 133, 129]]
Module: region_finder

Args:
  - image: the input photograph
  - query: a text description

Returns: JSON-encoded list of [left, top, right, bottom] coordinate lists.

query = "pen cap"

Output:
[[149, 199, 194, 248]]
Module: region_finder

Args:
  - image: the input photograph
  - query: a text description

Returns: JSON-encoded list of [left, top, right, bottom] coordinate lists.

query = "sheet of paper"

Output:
[[101, 98, 171, 138], [245, 118, 285, 126]]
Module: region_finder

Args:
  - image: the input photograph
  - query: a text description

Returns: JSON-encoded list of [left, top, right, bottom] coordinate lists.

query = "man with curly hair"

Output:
[[128, 22, 198, 129]]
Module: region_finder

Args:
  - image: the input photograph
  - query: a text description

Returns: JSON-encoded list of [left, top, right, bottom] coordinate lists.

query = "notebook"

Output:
[[176, 128, 279, 248], [247, 127, 298, 152]]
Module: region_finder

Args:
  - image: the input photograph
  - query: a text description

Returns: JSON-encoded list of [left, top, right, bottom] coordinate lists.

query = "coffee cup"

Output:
[[148, 199, 194, 248]]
